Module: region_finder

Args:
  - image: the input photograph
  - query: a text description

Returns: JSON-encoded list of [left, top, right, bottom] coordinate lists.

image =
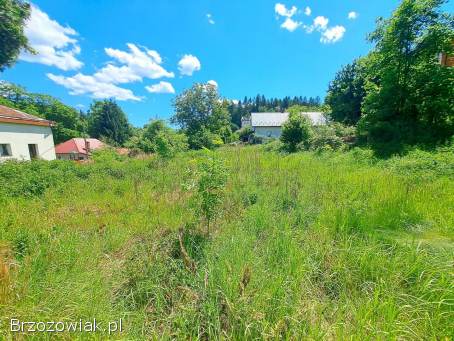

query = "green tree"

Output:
[[359, 0, 454, 155], [0, 0, 33, 71], [172, 83, 231, 149], [325, 59, 367, 125], [153, 131, 188, 158], [87, 99, 131, 145], [195, 152, 228, 234], [126, 119, 188, 157], [143, 119, 167, 142], [280, 110, 313, 152], [143, 119, 188, 157]]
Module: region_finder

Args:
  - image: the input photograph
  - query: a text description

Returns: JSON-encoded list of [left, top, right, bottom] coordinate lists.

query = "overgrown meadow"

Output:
[[0, 146, 453, 340]]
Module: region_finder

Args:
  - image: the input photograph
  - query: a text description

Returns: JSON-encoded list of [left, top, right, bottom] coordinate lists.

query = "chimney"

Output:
[[84, 138, 90, 156]]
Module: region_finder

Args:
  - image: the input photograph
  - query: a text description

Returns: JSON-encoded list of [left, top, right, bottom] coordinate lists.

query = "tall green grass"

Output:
[[0, 146, 453, 339]]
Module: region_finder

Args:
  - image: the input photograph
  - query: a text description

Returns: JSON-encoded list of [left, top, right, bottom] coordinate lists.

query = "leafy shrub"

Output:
[[91, 148, 126, 162], [126, 120, 188, 157], [381, 148, 454, 178], [183, 151, 228, 234], [280, 113, 313, 152], [260, 139, 283, 152], [238, 126, 255, 143], [250, 135, 264, 145], [154, 131, 188, 158], [188, 128, 224, 150], [0, 160, 80, 198], [308, 123, 356, 152], [0, 152, 154, 199]]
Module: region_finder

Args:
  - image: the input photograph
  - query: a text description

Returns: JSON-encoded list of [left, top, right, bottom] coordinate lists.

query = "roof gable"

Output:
[[0, 105, 54, 126], [251, 112, 327, 127], [251, 113, 289, 127]]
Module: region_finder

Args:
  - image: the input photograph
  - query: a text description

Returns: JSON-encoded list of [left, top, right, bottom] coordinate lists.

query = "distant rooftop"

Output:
[[55, 138, 105, 155], [251, 112, 326, 127]]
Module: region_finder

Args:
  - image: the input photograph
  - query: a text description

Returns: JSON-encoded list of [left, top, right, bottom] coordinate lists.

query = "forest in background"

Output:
[[1, 0, 453, 156]]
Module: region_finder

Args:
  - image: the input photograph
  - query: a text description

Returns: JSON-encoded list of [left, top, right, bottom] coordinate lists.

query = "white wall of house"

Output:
[[254, 126, 282, 138], [0, 122, 56, 161], [56, 153, 88, 161]]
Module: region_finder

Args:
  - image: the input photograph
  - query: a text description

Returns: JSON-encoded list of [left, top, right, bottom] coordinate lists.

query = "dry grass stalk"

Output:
[[0, 244, 13, 304], [239, 265, 251, 296], [178, 228, 197, 273]]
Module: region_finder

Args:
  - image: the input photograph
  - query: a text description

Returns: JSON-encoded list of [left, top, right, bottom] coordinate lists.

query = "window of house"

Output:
[[0, 144, 12, 157], [28, 144, 39, 159]]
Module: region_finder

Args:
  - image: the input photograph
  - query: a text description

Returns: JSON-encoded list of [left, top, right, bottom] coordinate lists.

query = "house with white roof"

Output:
[[0, 105, 56, 161], [243, 112, 327, 138]]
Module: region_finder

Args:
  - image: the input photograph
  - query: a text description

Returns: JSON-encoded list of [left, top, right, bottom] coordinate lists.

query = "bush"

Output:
[[0, 160, 82, 198], [280, 114, 313, 152], [154, 131, 188, 158], [381, 147, 454, 178], [182, 151, 228, 234], [188, 128, 224, 150], [238, 126, 255, 143], [260, 139, 283, 152], [126, 120, 188, 157], [91, 148, 126, 162], [308, 123, 356, 152]]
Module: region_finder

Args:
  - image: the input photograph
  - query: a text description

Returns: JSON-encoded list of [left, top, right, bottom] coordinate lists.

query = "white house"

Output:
[[0, 105, 56, 161], [244, 112, 327, 138]]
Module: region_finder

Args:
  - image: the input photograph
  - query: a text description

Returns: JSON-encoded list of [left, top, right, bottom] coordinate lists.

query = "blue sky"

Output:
[[2, 0, 451, 127]]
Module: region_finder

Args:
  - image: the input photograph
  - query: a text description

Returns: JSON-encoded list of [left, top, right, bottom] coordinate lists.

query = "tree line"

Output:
[[325, 0, 454, 155], [227, 95, 322, 128], [1, 0, 453, 157]]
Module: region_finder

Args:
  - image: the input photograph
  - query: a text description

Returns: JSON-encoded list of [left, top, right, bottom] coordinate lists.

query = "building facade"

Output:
[[0, 105, 56, 161], [244, 112, 327, 138]]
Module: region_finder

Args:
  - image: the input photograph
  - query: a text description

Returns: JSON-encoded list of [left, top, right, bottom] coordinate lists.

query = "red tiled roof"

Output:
[[0, 105, 54, 126], [55, 138, 105, 155]]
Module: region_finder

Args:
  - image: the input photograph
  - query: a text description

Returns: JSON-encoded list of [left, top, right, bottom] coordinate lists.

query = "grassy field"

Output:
[[0, 146, 453, 340]]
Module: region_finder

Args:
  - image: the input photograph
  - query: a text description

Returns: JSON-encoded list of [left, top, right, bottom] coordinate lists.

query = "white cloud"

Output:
[[313, 16, 329, 31], [178, 54, 201, 76], [275, 3, 297, 17], [273, 4, 346, 44], [20, 5, 83, 70], [320, 25, 346, 44], [207, 13, 215, 25], [281, 18, 302, 32], [99, 43, 174, 83], [47, 43, 176, 101], [47, 73, 141, 101], [207, 80, 218, 89], [145, 81, 175, 94], [348, 11, 359, 20], [302, 16, 346, 44], [146, 50, 163, 64], [93, 64, 141, 84]]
